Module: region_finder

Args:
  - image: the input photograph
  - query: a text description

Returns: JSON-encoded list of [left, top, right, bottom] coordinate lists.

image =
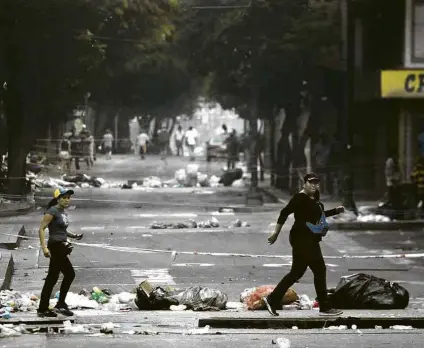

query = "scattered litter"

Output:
[[62, 320, 89, 334], [272, 337, 291, 348], [241, 286, 298, 310], [225, 302, 246, 310], [328, 273, 409, 309], [179, 287, 227, 311], [390, 325, 414, 330], [291, 326, 298, 330], [375, 325, 383, 329], [357, 214, 391, 222], [170, 304, 187, 311], [150, 217, 220, 229], [351, 324, 357, 330], [183, 325, 210, 336], [297, 294, 314, 310], [100, 322, 118, 334], [326, 325, 348, 330], [171, 251, 178, 261], [229, 219, 250, 228], [0, 324, 22, 337]]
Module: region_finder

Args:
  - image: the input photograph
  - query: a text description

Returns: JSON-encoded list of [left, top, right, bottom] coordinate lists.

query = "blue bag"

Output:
[[306, 206, 329, 237]]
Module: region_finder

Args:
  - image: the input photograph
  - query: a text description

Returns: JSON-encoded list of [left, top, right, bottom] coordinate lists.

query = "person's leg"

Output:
[[266, 246, 308, 310], [74, 157, 80, 170], [38, 247, 62, 313], [308, 243, 343, 315], [307, 243, 329, 309], [57, 256, 76, 308]]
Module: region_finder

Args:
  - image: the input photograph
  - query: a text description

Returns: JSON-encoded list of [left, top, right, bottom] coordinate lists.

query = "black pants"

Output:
[[268, 242, 330, 310], [176, 141, 183, 156], [38, 241, 75, 311]]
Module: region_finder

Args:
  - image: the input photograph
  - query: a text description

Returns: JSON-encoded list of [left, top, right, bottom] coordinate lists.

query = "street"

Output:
[[2, 155, 424, 347]]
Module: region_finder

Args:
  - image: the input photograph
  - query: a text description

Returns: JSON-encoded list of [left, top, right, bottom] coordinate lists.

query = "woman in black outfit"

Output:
[[264, 173, 345, 316], [37, 187, 83, 317]]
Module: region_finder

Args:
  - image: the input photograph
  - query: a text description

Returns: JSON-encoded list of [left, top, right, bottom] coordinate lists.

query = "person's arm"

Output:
[[268, 195, 299, 243], [324, 204, 345, 217], [67, 230, 83, 240], [39, 214, 54, 257]]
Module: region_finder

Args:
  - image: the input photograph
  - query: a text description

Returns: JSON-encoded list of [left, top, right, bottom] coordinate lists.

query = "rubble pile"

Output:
[[150, 217, 220, 229], [149, 217, 250, 229]]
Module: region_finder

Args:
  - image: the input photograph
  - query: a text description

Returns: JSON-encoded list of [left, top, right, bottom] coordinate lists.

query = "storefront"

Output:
[[381, 69, 424, 182]]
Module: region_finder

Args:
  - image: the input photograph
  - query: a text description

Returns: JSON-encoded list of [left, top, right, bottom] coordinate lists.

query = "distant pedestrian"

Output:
[[69, 132, 82, 171], [88, 133, 95, 166], [185, 126, 199, 161], [137, 130, 150, 159], [157, 128, 169, 159], [37, 188, 83, 318], [411, 155, 424, 208], [59, 136, 71, 175], [103, 129, 114, 160], [264, 173, 345, 317], [174, 125, 185, 156], [224, 129, 239, 170], [384, 151, 401, 209]]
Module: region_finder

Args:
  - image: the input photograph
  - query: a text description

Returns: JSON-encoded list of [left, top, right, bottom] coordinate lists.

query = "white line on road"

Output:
[[131, 269, 176, 285], [263, 263, 339, 268], [172, 263, 214, 267]]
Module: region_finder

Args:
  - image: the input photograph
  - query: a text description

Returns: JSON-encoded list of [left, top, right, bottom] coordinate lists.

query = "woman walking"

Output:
[[264, 173, 345, 316], [37, 187, 83, 317]]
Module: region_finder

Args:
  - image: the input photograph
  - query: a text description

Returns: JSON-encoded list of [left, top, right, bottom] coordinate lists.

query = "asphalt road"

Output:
[[2, 154, 423, 347]]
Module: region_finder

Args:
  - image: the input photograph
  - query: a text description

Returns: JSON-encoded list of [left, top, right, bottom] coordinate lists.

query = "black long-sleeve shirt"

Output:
[[277, 192, 339, 245]]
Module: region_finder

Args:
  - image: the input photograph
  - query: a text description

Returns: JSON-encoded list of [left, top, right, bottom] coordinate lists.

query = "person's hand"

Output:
[[336, 206, 345, 214], [42, 247, 51, 258], [73, 233, 83, 241], [268, 233, 278, 245]]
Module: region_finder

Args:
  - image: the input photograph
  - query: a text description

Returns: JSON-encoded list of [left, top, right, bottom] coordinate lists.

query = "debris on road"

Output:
[[150, 217, 220, 229], [390, 325, 414, 330], [297, 294, 314, 310], [229, 219, 250, 228], [241, 286, 298, 310], [183, 325, 211, 336], [100, 322, 118, 334], [328, 273, 410, 309], [135, 280, 228, 311], [272, 337, 291, 348], [62, 320, 89, 334]]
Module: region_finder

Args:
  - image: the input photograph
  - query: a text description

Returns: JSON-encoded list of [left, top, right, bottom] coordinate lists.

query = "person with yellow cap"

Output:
[[37, 187, 83, 317]]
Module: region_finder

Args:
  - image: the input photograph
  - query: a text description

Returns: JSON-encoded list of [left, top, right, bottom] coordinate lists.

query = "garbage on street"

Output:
[[328, 273, 410, 309]]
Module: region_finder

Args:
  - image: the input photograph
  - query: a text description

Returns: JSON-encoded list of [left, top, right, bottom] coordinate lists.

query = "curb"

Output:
[[0, 318, 75, 326], [198, 316, 424, 329], [329, 221, 424, 231], [0, 251, 14, 290], [0, 205, 37, 218], [0, 225, 26, 250], [261, 187, 424, 231]]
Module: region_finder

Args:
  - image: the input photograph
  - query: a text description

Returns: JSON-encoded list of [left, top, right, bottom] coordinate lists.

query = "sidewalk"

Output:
[[0, 201, 35, 218], [260, 185, 424, 231]]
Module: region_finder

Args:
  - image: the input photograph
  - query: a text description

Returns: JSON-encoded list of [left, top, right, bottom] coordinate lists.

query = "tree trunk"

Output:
[[249, 89, 258, 188]]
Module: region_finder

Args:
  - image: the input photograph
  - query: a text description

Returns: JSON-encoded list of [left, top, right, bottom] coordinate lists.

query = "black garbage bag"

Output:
[[219, 168, 243, 187], [328, 273, 409, 309], [178, 286, 227, 311], [135, 284, 179, 310]]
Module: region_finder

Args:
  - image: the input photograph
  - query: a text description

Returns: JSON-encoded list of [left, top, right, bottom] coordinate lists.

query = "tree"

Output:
[[179, 0, 341, 192], [0, 0, 180, 195]]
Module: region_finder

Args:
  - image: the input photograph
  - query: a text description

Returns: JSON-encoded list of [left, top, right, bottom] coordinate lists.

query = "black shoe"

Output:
[[54, 303, 74, 316], [37, 309, 57, 318], [263, 296, 279, 316], [319, 308, 343, 316]]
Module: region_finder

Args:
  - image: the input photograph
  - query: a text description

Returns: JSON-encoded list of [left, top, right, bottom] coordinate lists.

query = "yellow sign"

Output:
[[381, 70, 424, 98]]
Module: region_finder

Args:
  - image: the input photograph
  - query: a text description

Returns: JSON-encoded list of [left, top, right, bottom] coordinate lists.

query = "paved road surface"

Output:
[[1, 155, 423, 347]]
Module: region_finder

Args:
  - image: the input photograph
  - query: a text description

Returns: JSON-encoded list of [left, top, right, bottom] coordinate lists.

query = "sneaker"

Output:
[[37, 309, 57, 318], [263, 296, 279, 316], [319, 308, 343, 316], [54, 304, 74, 316]]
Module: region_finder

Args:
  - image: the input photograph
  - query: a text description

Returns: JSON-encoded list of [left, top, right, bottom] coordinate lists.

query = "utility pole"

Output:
[[340, 0, 358, 214]]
